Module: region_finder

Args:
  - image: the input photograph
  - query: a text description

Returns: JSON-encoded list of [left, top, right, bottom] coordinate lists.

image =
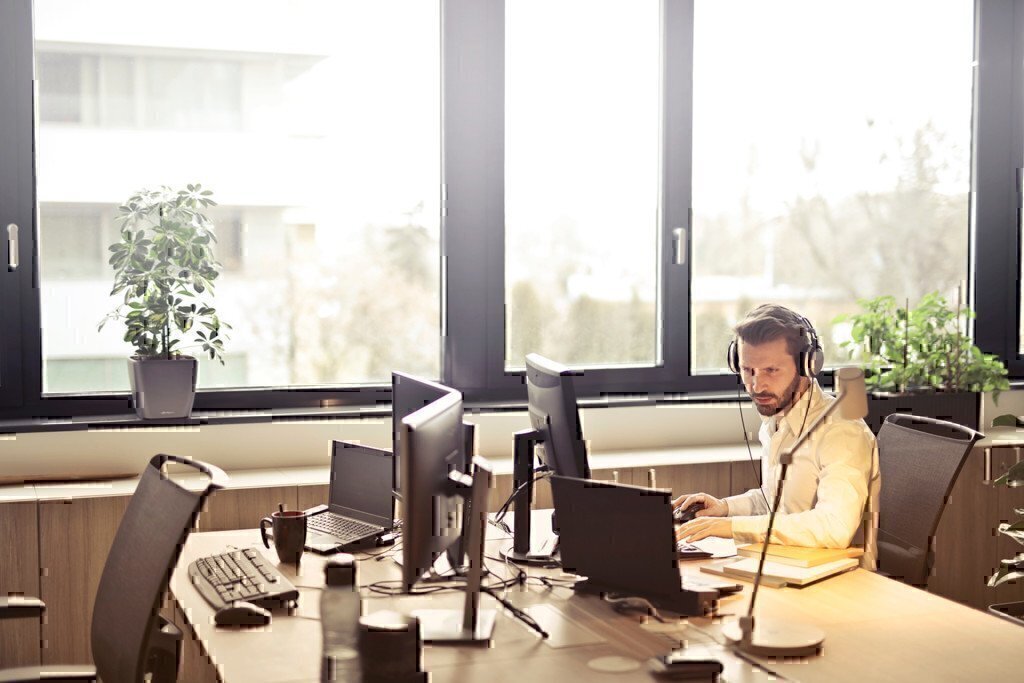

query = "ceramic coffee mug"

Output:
[[260, 510, 307, 564]]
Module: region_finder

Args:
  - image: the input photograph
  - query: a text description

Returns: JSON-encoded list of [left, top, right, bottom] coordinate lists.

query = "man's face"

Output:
[[737, 337, 806, 417]]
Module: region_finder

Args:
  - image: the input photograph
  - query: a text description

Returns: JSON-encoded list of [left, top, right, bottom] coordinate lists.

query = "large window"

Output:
[[691, 0, 973, 371], [0, 0, 1020, 417], [504, 0, 660, 369], [33, 0, 441, 395]]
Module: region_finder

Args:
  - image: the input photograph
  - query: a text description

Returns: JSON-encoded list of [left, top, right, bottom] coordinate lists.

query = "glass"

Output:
[[34, 0, 441, 393], [691, 0, 973, 371], [504, 0, 660, 369]]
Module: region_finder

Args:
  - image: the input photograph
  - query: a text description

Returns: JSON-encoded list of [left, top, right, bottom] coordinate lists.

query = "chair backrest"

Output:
[[91, 454, 227, 683], [876, 413, 981, 586]]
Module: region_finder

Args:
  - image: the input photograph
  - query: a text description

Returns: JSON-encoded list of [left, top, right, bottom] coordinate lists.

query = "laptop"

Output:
[[305, 441, 394, 554], [550, 475, 726, 616]]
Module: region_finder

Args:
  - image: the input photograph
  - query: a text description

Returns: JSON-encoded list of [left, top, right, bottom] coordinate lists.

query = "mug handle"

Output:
[[259, 516, 273, 549]]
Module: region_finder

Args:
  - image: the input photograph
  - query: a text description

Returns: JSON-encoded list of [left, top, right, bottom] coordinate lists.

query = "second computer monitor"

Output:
[[398, 389, 465, 591], [393, 371, 463, 490], [525, 353, 591, 479]]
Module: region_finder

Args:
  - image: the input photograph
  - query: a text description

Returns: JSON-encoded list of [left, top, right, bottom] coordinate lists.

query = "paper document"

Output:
[[701, 556, 858, 587], [691, 537, 737, 559]]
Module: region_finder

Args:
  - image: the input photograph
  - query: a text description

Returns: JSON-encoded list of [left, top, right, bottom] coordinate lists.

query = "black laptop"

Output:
[[550, 475, 721, 616], [306, 442, 394, 554]]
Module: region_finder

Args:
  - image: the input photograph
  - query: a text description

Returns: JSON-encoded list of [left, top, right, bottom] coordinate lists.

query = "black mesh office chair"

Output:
[[0, 454, 228, 683], [876, 413, 982, 587]]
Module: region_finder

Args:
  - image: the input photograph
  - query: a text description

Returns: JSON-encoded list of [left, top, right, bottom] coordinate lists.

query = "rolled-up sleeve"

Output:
[[730, 421, 875, 548]]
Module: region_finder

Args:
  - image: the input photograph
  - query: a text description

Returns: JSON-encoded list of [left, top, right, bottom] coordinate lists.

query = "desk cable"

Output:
[[491, 470, 553, 535]]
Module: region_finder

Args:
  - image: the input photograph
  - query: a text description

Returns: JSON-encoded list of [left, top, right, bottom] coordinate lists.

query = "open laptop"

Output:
[[305, 441, 394, 554], [550, 475, 729, 616]]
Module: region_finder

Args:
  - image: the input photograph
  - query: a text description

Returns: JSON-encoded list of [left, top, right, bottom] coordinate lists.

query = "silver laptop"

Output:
[[306, 441, 394, 554]]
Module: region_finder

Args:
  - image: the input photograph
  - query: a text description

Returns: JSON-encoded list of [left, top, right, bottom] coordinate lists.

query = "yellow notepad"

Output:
[[735, 543, 864, 568]]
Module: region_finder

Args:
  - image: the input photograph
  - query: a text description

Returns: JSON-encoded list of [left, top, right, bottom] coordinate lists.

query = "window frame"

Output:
[[0, 0, 1019, 420]]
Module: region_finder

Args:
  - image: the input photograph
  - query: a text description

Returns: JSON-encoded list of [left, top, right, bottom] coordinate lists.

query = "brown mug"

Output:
[[260, 510, 307, 564]]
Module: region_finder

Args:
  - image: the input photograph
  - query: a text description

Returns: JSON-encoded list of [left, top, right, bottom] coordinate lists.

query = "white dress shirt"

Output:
[[723, 379, 880, 569]]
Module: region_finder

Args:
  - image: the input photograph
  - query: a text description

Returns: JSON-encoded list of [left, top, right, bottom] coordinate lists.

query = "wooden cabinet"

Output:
[[38, 495, 130, 665], [0, 501, 40, 668], [993, 448, 1024, 607], [630, 463, 731, 501], [198, 486, 297, 532]]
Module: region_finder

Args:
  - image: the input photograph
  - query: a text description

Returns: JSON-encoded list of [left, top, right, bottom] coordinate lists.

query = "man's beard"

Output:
[[750, 373, 803, 417]]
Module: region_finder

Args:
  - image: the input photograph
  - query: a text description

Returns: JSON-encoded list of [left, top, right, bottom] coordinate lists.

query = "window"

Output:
[[690, 0, 973, 372], [504, 0, 660, 369], [0, 0, 1019, 418], [32, 0, 441, 398]]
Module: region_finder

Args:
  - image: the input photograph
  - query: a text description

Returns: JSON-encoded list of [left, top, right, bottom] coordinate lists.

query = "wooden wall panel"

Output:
[[39, 495, 130, 664], [0, 501, 40, 667], [631, 463, 731, 502], [730, 459, 762, 497], [296, 484, 330, 512], [198, 486, 297, 532]]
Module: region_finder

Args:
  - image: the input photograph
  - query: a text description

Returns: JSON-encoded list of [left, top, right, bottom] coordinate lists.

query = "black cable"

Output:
[[737, 383, 770, 510], [492, 470, 552, 534], [481, 587, 549, 639]]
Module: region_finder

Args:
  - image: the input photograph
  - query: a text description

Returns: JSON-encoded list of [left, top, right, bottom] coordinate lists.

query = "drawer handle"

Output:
[[984, 448, 992, 485]]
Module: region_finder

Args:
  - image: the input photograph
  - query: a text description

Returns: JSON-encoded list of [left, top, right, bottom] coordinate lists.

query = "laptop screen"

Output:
[[329, 441, 394, 527]]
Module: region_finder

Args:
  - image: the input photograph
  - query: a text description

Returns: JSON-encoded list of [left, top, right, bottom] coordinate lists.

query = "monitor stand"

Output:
[[411, 457, 496, 643], [499, 428, 560, 565]]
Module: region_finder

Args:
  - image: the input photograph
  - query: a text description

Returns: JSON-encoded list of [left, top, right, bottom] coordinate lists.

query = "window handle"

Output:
[[672, 227, 686, 265], [7, 223, 17, 272]]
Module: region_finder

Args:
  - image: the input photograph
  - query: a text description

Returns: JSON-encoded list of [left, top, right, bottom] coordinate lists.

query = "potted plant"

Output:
[[833, 291, 1008, 433], [98, 184, 230, 419], [988, 458, 1024, 626]]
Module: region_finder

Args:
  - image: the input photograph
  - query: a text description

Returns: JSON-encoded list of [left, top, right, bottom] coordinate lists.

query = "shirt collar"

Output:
[[763, 379, 826, 436]]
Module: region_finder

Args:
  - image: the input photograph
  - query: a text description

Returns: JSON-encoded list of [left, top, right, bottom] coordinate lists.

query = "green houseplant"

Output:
[[833, 291, 1008, 432], [99, 184, 230, 418]]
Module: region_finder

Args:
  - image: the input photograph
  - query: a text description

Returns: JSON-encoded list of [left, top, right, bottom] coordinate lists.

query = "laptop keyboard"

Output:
[[308, 512, 380, 542], [677, 541, 713, 559]]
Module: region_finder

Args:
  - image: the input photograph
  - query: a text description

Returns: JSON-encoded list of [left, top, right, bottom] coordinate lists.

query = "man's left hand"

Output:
[[676, 517, 733, 543]]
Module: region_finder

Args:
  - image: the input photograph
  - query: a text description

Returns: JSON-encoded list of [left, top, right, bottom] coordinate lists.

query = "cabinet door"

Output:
[[994, 448, 1024, 606], [0, 501, 40, 667], [39, 495, 130, 664], [929, 449, 998, 609], [730, 459, 762, 497], [630, 463, 731, 501]]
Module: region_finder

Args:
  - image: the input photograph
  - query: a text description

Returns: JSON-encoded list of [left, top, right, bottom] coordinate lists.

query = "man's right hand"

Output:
[[672, 492, 728, 518]]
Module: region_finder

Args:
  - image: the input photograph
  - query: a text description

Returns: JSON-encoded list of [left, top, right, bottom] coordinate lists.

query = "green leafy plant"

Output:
[[833, 291, 1008, 397], [99, 184, 230, 362], [988, 458, 1024, 588]]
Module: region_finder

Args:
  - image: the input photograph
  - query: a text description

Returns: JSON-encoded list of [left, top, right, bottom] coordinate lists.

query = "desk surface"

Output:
[[170, 523, 1024, 683]]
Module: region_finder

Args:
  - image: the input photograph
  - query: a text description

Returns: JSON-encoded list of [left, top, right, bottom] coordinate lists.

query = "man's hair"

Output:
[[733, 304, 811, 363]]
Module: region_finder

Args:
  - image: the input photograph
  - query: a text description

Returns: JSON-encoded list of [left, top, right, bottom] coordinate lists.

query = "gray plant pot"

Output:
[[128, 355, 198, 419]]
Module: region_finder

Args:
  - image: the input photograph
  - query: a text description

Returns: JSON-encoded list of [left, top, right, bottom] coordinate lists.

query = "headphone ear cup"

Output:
[[727, 340, 739, 374], [808, 346, 825, 376]]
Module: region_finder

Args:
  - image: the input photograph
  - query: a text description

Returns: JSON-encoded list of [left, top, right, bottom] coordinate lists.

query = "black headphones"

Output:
[[727, 313, 824, 378]]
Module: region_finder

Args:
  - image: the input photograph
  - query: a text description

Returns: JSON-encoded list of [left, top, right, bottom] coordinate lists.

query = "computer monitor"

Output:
[[503, 354, 592, 563], [525, 354, 591, 479], [398, 390, 496, 642], [392, 371, 474, 569]]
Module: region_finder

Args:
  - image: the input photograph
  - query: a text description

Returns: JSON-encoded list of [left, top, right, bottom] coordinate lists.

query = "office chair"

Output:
[[0, 454, 228, 683], [876, 413, 982, 587]]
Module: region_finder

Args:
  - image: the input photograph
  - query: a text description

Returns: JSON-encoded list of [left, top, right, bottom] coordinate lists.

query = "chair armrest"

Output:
[[0, 665, 96, 682], [0, 596, 44, 620]]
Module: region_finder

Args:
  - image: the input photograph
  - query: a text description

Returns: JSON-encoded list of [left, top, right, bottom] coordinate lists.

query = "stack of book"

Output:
[[700, 543, 863, 587]]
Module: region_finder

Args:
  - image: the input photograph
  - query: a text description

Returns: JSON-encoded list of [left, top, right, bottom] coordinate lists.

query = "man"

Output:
[[675, 304, 879, 568]]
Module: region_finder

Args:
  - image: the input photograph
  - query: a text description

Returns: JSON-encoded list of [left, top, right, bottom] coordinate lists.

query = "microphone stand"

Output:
[[723, 373, 864, 658]]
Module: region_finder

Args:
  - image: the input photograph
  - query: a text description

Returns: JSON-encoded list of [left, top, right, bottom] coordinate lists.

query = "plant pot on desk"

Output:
[[128, 355, 198, 419], [865, 390, 979, 435]]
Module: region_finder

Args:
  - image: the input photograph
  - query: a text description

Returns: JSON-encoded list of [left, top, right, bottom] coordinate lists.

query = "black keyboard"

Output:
[[676, 541, 713, 560], [188, 548, 299, 610], [308, 512, 381, 543]]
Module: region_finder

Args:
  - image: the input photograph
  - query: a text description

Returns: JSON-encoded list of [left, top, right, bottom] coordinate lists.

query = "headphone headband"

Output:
[[727, 313, 824, 377]]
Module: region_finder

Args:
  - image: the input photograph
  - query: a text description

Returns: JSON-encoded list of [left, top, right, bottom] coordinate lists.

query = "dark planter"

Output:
[[864, 390, 979, 435], [989, 600, 1024, 627], [128, 355, 198, 419]]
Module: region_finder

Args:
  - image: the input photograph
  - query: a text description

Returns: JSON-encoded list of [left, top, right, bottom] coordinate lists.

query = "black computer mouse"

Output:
[[673, 502, 704, 525], [214, 601, 272, 627]]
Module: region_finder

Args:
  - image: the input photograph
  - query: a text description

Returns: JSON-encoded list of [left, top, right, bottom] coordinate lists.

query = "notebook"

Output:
[[735, 543, 864, 568], [305, 441, 394, 554], [700, 556, 859, 588]]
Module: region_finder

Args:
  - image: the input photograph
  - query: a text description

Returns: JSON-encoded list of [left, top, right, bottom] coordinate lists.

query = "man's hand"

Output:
[[672, 492, 728, 518], [676, 517, 733, 543]]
